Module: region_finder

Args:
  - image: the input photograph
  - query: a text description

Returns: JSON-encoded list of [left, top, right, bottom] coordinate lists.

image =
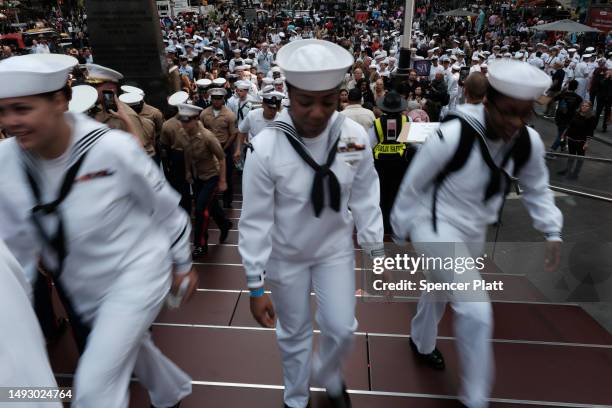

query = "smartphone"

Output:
[[387, 119, 397, 141], [102, 90, 117, 113]]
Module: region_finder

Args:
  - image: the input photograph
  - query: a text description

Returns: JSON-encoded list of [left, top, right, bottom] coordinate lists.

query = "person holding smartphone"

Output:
[[85, 63, 146, 143], [0, 54, 197, 408]]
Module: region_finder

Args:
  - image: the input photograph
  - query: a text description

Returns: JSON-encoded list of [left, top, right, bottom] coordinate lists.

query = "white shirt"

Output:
[[239, 110, 384, 288], [238, 108, 277, 142], [391, 104, 563, 241], [0, 113, 192, 321], [340, 104, 376, 133]]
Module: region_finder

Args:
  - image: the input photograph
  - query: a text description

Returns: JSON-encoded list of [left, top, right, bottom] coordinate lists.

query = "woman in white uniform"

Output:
[[239, 40, 384, 408], [0, 54, 198, 408]]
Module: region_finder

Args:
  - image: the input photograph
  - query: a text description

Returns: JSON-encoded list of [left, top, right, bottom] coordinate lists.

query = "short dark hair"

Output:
[[348, 88, 362, 102], [464, 72, 488, 101], [568, 79, 578, 91]]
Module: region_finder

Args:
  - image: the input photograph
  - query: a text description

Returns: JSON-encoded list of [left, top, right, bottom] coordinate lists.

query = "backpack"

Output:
[[429, 112, 532, 232]]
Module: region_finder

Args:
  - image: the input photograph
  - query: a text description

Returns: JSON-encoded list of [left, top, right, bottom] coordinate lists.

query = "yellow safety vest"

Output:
[[373, 115, 408, 160]]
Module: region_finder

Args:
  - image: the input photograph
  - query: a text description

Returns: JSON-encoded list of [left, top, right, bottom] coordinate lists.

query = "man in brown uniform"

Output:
[[118, 93, 157, 158], [85, 64, 145, 140], [179, 103, 232, 257], [161, 91, 192, 214], [200, 87, 238, 209], [121, 85, 165, 164]]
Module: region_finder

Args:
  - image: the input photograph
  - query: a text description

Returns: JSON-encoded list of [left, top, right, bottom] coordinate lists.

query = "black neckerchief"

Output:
[[268, 115, 346, 217]]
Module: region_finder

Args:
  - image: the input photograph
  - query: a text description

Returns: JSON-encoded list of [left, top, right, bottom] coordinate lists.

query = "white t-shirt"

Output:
[[238, 108, 277, 142]]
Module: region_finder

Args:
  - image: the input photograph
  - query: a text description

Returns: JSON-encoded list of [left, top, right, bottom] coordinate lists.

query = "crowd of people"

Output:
[[0, 1, 607, 407]]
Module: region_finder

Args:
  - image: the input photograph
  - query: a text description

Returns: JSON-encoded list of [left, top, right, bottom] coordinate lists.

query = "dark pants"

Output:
[[223, 147, 234, 208], [194, 176, 229, 248], [550, 125, 567, 152], [564, 139, 586, 177], [595, 96, 611, 130], [375, 158, 409, 234], [168, 149, 191, 215]]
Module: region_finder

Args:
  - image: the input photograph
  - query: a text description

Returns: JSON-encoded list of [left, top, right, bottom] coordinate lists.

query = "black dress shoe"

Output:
[[284, 399, 310, 408], [409, 337, 445, 370], [219, 221, 232, 243], [192, 245, 208, 258], [327, 384, 351, 408], [151, 402, 181, 408]]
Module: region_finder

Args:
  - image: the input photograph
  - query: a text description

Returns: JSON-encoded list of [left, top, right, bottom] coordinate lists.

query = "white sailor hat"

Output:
[[450, 55, 458, 61], [212, 78, 227, 87], [275, 39, 353, 92], [233, 48, 241, 54], [583, 54, 592, 59], [585, 46, 595, 53], [235, 64, 247, 71], [235, 80, 251, 90], [209, 87, 227, 97], [68, 85, 98, 113], [242, 64, 252, 70], [202, 46, 213, 52], [369, 62, 378, 69], [240, 37, 249, 43], [279, 32, 285, 38], [177, 103, 203, 117], [487, 60, 551, 101], [480, 63, 488, 69], [514, 52, 524, 59], [196, 78, 212, 88], [273, 77, 285, 85], [118, 92, 143, 106], [271, 66, 281, 73], [451, 64, 461, 71], [262, 77, 274, 85], [431, 47, 439, 52], [375, 54, 385, 61], [121, 85, 144, 96], [85, 63, 124, 83], [568, 48, 577, 53], [472, 54, 480, 61], [453, 39, 460, 44], [389, 57, 397, 63], [382, 58, 390, 64], [503, 52, 512, 58], [261, 85, 275, 94], [168, 91, 189, 106], [0, 54, 78, 99], [262, 91, 284, 105]]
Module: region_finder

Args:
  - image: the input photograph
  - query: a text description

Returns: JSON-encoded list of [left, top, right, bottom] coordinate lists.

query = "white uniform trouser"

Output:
[[409, 218, 493, 408], [575, 77, 588, 100], [73, 286, 192, 408], [267, 255, 357, 408]]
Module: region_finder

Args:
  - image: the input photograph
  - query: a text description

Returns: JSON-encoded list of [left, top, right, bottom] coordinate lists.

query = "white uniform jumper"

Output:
[[0, 240, 62, 408], [239, 110, 384, 408], [391, 104, 562, 408], [0, 113, 193, 408]]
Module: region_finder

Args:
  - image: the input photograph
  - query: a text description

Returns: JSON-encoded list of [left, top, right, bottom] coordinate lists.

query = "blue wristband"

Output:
[[249, 287, 265, 297]]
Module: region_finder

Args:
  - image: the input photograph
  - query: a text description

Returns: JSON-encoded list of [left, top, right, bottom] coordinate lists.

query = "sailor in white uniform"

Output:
[[0, 239, 62, 408], [0, 54, 197, 408], [391, 60, 563, 408], [239, 39, 384, 408]]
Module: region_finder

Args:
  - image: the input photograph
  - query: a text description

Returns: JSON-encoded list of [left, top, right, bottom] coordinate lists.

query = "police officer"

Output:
[[368, 91, 413, 234], [239, 39, 384, 408]]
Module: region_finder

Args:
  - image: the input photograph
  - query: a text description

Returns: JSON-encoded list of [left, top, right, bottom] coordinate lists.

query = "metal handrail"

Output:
[[546, 152, 612, 164], [549, 185, 612, 203]]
